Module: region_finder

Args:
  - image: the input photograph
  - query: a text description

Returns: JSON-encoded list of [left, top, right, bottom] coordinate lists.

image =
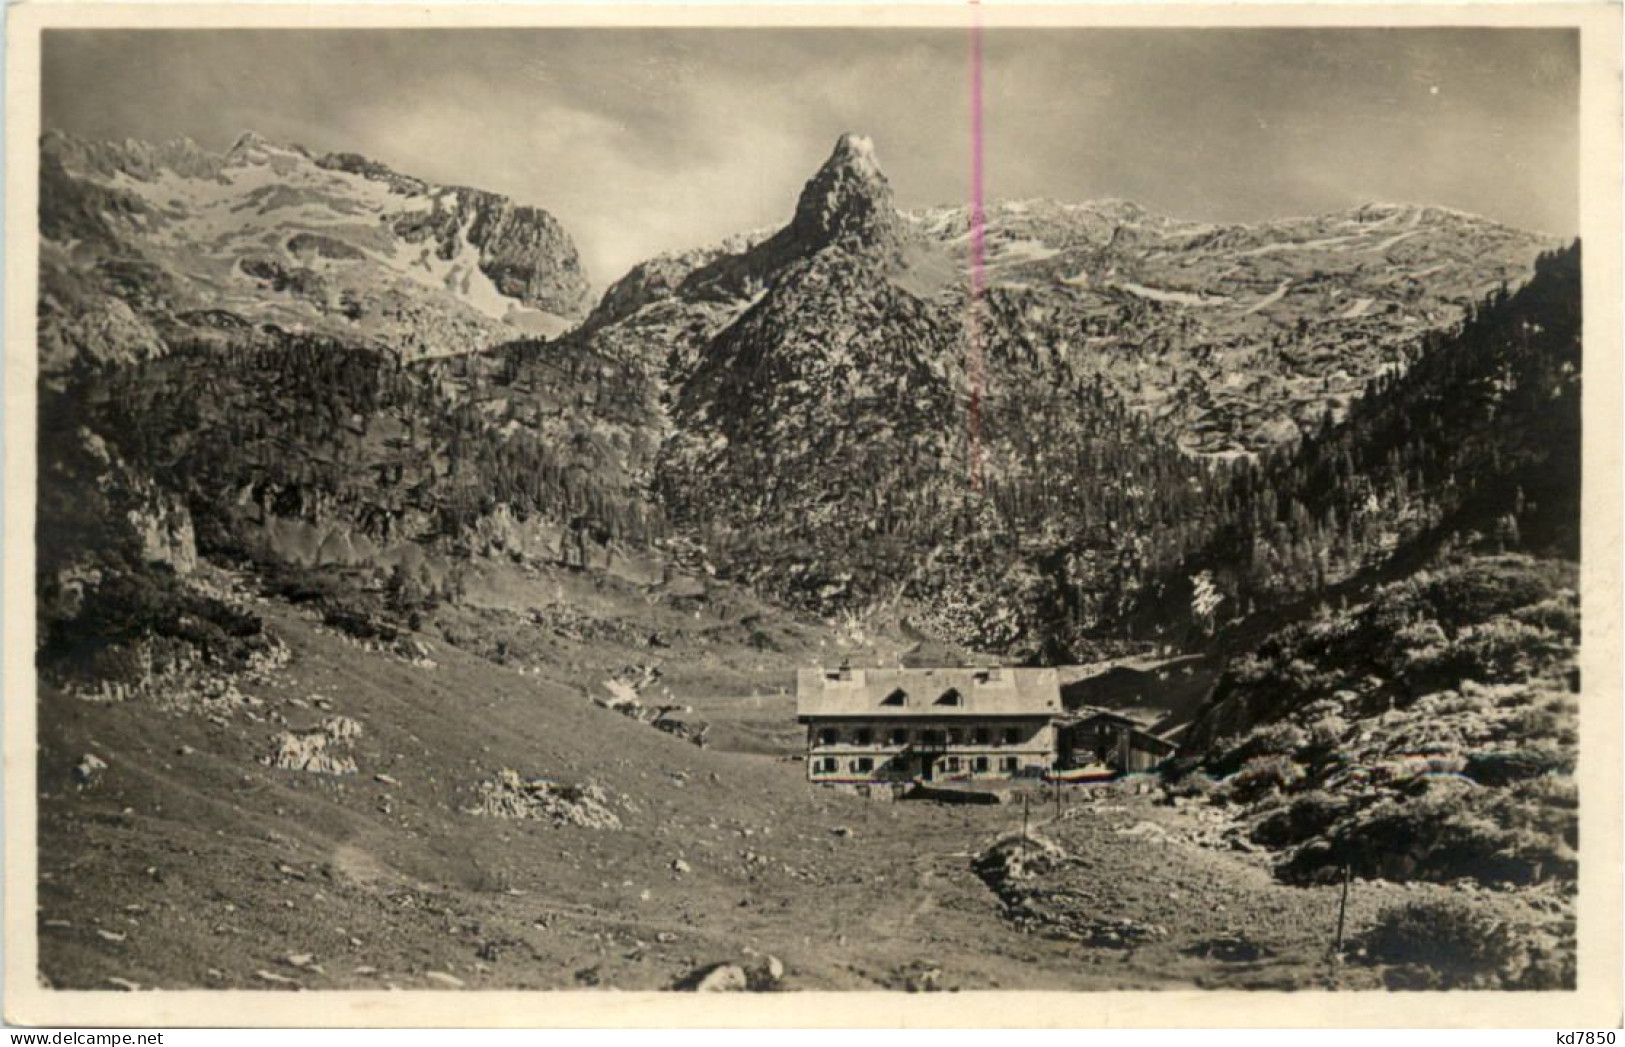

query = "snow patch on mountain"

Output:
[[42, 129, 592, 360], [1114, 281, 1231, 307], [1241, 279, 1294, 315]]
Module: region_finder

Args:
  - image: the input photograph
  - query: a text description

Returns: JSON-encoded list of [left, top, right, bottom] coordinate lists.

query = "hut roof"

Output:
[[795, 667, 1060, 720]]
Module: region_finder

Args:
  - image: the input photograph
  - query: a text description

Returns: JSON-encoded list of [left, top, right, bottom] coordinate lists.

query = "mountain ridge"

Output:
[[36, 130, 1573, 660], [39, 128, 593, 368], [552, 134, 1562, 650]]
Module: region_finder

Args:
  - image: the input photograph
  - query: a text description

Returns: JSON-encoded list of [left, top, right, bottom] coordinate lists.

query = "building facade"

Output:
[[1058, 710, 1181, 773], [795, 667, 1061, 784]]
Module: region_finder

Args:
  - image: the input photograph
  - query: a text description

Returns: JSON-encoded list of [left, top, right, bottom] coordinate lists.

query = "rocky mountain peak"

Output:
[[229, 129, 275, 152], [829, 132, 883, 177], [788, 133, 902, 254], [224, 129, 305, 166]]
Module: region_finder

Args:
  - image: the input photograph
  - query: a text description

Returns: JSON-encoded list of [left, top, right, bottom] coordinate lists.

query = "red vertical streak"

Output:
[[967, 2, 986, 494]]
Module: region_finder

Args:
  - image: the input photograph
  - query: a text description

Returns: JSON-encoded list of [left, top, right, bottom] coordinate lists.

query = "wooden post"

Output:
[[1331, 862, 1352, 960], [1021, 793, 1030, 860]]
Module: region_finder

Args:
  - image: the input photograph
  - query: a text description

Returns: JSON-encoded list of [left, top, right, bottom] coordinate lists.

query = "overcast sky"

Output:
[[43, 28, 1578, 285]]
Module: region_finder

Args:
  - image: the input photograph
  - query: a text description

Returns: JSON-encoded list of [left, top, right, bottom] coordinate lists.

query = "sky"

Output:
[[43, 28, 1579, 285]]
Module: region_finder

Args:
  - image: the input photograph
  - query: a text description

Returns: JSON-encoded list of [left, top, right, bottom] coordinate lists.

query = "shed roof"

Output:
[[795, 667, 1061, 720], [1071, 709, 1144, 728], [1129, 729, 1181, 754]]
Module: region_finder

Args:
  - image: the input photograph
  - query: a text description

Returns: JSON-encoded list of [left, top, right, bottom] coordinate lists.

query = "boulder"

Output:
[[74, 753, 108, 787], [677, 963, 750, 993]]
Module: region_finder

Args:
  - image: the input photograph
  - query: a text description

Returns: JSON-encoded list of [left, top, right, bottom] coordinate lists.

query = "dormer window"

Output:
[[936, 688, 963, 707], [882, 689, 908, 707]]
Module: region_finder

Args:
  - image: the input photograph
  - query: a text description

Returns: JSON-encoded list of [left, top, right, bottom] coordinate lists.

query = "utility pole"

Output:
[[1021, 792, 1030, 861], [1331, 862, 1353, 961]]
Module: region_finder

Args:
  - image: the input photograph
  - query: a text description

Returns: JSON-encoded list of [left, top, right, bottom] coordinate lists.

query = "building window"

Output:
[[854, 757, 874, 773], [921, 729, 945, 747], [1003, 727, 1020, 745], [974, 727, 990, 745], [889, 727, 908, 746], [945, 756, 961, 773], [936, 688, 962, 707], [819, 757, 839, 774], [1002, 756, 1019, 773], [856, 728, 873, 745], [974, 756, 989, 773], [882, 688, 908, 706], [819, 728, 838, 746], [948, 728, 963, 745]]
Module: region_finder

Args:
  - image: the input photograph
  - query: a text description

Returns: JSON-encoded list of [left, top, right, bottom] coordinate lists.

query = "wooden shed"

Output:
[[1060, 710, 1179, 773]]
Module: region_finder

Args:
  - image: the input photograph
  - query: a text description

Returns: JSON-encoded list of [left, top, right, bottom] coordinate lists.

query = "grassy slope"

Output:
[[36, 562, 1503, 993]]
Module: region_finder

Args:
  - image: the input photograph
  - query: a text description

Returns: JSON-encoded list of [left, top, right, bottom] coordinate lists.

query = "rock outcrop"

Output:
[[263, 717, 364, 775], [468, 770, 624, 830]]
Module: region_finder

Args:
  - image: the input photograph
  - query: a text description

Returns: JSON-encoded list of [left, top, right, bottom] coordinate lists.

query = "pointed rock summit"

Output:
[[224, 130, 307, 167], [672, 134, 906, 301], [225, 130, 272, 159], [229, 129, 275, 151], [788, 133, 902, 254]]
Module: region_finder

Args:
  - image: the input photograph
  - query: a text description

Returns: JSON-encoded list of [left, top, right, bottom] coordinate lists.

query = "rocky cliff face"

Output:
[[318, 149, 591, 319], [39, 129, 593, 368], [38, 294, 167, 374], [37, 421, 198, 636], [464, 197, 590, 316]]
